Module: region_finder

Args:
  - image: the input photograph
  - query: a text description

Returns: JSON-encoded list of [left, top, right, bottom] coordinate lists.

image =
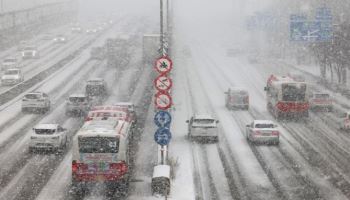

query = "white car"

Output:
[[22, 46, 40, 59], [186, 114, 219, 142], [53, 35, 67, 43], [246, 120, 280, 145], [22, 92, 50, 113], [65, 94, 91, 116], [29, 123, 68, 152], [1, 68, 24, 85], [2, 57, 18, 71]]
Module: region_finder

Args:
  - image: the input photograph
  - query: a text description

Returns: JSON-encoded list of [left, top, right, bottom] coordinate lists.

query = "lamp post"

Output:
[[160, 0, 164, 56]]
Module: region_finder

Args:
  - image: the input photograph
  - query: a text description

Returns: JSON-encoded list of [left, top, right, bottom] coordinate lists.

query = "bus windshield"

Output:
[[282, 84, 306, 101], [79, 137, 119, 153]]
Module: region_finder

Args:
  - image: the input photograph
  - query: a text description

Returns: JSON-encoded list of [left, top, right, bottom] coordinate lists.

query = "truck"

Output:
[[142, 34, 160, 65]]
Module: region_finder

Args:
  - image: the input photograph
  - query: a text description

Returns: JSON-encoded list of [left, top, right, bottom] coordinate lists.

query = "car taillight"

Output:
[[52, 136, 59, 139], [254, 130, 261, 135], [110, 161, 128, 174], [271, 131, 279, 136], [244, 96, 249, 103], [85, 116, 92, 121]]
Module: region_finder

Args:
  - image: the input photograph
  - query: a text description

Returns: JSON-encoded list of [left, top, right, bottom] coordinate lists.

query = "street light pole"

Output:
[[160, 0, 164, 56]]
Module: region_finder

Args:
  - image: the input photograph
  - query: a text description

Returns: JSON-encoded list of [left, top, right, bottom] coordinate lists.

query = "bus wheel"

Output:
[[276, 111, 282, 121], [70, 181, 86, 199], [118, 178, 129, 196]]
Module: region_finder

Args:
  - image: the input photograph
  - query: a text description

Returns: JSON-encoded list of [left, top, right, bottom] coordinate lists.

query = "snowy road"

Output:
[[2, 0, 350, 199]]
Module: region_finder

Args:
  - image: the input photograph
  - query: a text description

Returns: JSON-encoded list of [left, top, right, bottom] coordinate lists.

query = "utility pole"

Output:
[[160, 0, 164, 56]]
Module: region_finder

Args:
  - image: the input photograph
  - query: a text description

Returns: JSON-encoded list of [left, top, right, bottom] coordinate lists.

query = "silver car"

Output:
[[65, 94, 91, 116], [225, 88, 249, 110], [186, 114, 219, 142], [1, 68, 24, 86], [22, 46, 40, 59], [22, 92, 50, 113]]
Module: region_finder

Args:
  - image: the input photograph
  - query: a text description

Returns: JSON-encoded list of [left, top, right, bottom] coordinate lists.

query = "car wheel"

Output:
[[28, 147, 34, 153], [21, 107, 27, 113], [274, 140, 280, 145]]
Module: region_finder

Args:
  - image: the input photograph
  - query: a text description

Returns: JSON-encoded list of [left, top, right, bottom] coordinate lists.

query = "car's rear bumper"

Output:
[[22, 104, 48, 109], [1, 80, 19, 85], [29, 142, 60, 149], [250, 136, 279, 144]]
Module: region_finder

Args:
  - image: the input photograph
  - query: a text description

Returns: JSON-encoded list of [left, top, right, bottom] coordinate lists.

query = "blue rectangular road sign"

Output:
[[290, 20, 332, 42]]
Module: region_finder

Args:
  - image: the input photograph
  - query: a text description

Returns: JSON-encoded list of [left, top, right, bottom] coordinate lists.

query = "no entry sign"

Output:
[[154, 56, 173, 74], [155, 92, 172, 110], [154, 74, 172, 92]]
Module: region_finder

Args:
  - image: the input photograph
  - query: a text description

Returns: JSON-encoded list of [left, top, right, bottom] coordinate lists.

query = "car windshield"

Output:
[[193, 119, 215, 124], [34, 128, 55, 135], [255, 123, 275, 128], [78, 137, 119, 153], [69, 97, 86, 103], [4, 70, 18, 75], [24, 93, 40, 99]]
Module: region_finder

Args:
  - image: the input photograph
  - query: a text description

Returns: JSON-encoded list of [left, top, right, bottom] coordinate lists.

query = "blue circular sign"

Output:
[[154, 111, 172, 128], [154, 127, 172, 146]]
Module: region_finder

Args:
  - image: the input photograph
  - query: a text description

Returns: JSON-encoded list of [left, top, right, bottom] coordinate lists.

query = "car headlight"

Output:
[[52, 136, 59, 139]]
